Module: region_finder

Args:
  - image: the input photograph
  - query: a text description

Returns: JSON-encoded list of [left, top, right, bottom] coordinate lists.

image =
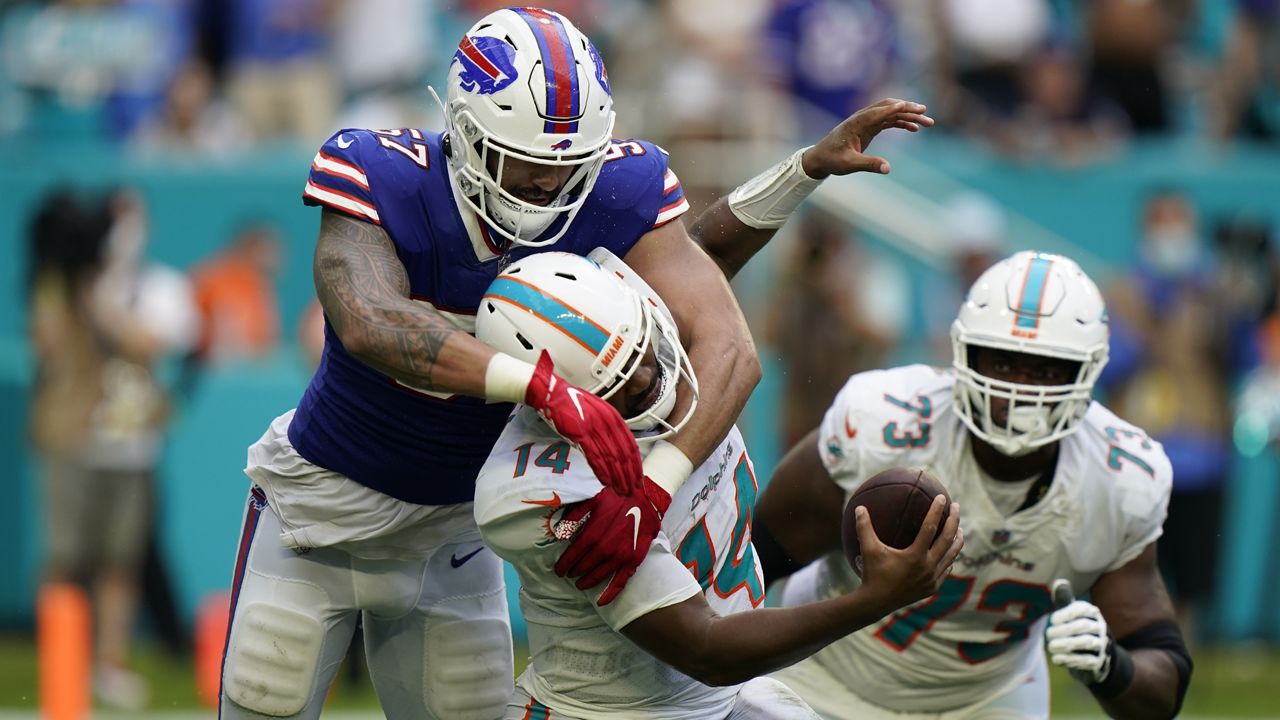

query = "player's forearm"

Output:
[[1096, 650, 1182, 720], [684, 590, 893, 686], [668, 314, 760, 469], [688, 198, 781, 281], [313, 211, 498, 396], [690, 145, 826, 281], [330, 295, 494, 396]]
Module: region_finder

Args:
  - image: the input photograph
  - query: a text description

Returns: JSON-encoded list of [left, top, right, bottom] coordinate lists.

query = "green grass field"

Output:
[[1, 635, 1276, 718]]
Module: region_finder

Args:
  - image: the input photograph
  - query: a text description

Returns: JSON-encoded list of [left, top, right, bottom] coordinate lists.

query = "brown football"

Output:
[[841, 467, 950, 577]]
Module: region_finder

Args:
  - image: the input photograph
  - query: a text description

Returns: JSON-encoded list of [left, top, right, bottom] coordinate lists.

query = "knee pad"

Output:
[[223, 602, 324, 717], [424, 616, 513, 720]]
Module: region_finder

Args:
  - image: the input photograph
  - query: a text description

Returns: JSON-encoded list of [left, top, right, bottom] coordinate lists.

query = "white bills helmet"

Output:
[[442, 7, 615, 248], [477, 252, 697, 441], [950, 251, 1109, 456]]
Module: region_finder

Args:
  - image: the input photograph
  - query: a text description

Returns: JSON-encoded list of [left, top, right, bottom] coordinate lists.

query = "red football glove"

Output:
[[553, 478, 672, 606], [524, 350, 642, 496]]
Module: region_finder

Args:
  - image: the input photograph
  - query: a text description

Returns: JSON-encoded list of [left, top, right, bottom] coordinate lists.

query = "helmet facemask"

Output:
[[592, 299, 697, 441], [948, 250, 1111, 457], [951, 342, 1102, 456], [439, 7, 617, 249], [447, 102, 614, 247]]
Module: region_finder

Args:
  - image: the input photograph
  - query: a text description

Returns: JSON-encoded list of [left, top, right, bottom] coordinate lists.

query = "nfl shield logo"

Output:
[[992, 529, 1011, 545]]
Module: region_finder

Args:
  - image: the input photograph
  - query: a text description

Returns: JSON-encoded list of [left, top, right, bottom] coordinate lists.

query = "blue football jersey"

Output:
[[293, 128, 688, 505]]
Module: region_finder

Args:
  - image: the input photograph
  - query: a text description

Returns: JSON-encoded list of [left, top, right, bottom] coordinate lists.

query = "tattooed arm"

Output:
[[315, 208, 644, 490], [313, 209, 497, 395]]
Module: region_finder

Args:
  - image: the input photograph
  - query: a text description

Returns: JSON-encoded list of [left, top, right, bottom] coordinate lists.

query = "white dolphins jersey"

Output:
[[475, 408, 766, 719], [781, 365, 1171, 712]]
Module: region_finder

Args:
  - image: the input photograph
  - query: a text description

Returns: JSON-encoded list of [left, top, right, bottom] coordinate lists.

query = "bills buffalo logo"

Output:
[[453, 35, 518, 95], [586, 39, 610, 95], [550, 138, 573, 150]]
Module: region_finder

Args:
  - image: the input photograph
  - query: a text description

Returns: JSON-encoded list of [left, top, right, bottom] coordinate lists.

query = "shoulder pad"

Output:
[[818, 365, 952, 485]]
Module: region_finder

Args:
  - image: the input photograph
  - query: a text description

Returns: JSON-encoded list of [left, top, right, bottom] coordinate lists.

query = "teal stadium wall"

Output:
[[3, 136, 1280, 643]]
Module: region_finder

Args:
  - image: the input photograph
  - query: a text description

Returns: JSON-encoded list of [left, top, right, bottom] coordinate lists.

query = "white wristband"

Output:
[[643, 440, 694, 496], [727, 146, 822, 229], [484, 352, 536, 404]]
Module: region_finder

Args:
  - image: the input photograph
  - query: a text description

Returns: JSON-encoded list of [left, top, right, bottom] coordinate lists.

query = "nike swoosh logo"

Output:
[[626, 507, 641, 550], [565, 387, 587, 421], [845, 416, 857, 439], [449, 547, 484, 568], [336, 134, 354, 149], [521, 492, 562, 508]]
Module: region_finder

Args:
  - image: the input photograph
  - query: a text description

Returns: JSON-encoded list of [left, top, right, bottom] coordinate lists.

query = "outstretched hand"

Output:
[[801, 99, 935, 179]]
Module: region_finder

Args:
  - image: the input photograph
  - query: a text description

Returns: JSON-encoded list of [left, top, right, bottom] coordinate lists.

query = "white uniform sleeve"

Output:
[[595, 537, 702, 630], [475, 413, 701, 634], [816, 373, 874, 484], [816, 366, 951, 496], [478, 501, 701, 629], [1067, 406, 1175, 575], [1105, 435, 1173, 572]]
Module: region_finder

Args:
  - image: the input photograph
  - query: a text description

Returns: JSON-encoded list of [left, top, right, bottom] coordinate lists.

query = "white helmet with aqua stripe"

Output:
[[476, 251, 697, 442], [950, 251, 1110, 456]]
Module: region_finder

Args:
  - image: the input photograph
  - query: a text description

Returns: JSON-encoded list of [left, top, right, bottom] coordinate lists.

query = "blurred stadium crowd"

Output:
[[2, 0, 1278, 157], [5, 0, 1280, 714]]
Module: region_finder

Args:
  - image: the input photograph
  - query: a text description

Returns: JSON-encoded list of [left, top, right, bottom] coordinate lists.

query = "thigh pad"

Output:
[[223, 602, 324, 717], [424, 615, 513, 719]]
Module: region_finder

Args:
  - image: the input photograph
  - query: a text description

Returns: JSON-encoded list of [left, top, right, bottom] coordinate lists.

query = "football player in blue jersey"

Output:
[[219, 7, 936, 719]]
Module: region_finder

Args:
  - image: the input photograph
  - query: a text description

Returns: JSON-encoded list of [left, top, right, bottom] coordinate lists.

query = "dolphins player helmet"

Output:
[[951, 251, 1109, 456], [477, 252, 697, 441], [442, 7, 615, 248]]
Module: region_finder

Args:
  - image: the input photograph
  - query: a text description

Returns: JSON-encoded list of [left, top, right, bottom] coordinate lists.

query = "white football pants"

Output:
[[505, 676, 822, 719], [218, 487, 513, 719], [771, 652, 1049, 720]]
